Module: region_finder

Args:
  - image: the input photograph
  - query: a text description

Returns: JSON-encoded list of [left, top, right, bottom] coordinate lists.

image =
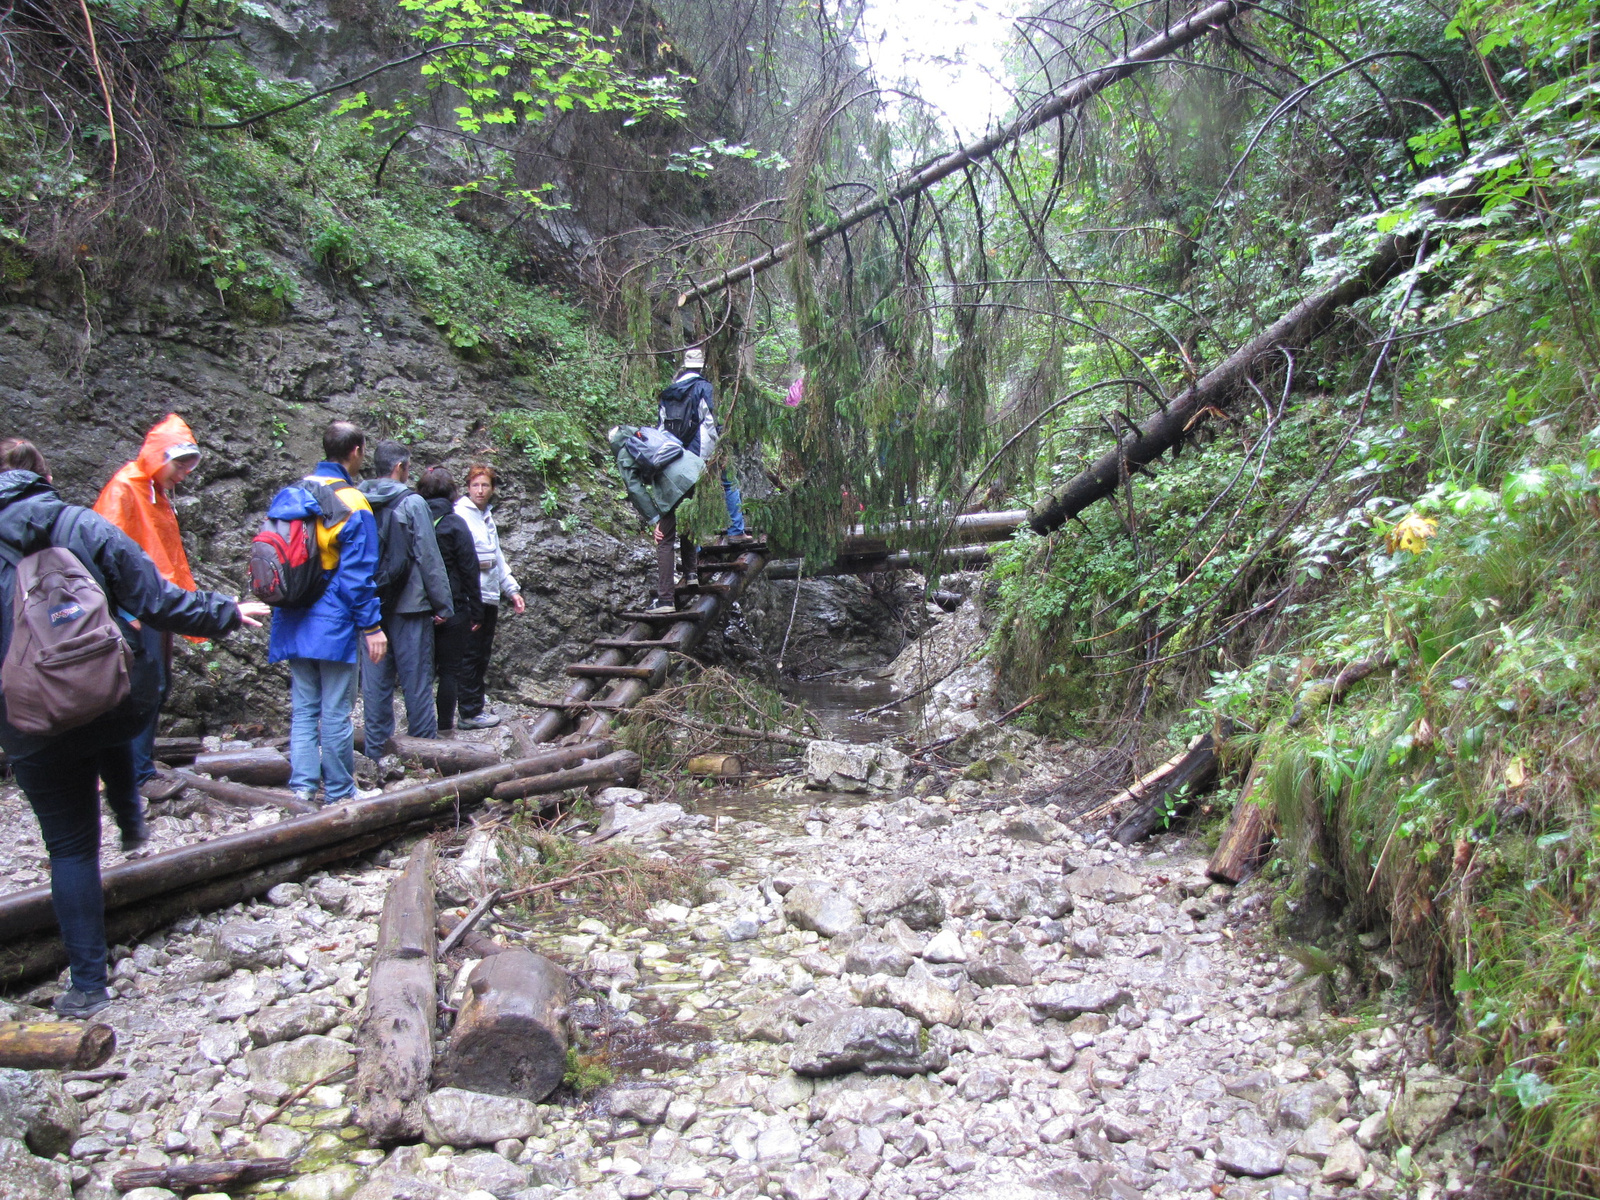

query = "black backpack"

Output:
[[369, 494, 413, 607], [658, 375, 705, 450]]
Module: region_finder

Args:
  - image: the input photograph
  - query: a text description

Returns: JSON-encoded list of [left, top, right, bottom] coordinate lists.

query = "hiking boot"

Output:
[[725, 532, 756, 545], [645, 599, 678, 615], [119, 815, 149, 854], [457, 713, 502, 730], [52, 988, 112, 1019]]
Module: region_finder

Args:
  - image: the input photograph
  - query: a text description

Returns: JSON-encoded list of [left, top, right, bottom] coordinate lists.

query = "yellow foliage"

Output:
[[1385, 512, 1438, 554]]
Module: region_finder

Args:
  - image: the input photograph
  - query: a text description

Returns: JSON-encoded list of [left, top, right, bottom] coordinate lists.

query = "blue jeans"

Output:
[[361, 611, 437, 748], [129, 627, 167, 786], [722, 471, 745, 536], [288, 658, 359, 801], [11, 743, 127, 992]]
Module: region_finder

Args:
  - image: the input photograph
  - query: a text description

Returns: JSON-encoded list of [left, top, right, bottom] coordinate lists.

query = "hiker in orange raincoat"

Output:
[[93, 414, 204, 843]]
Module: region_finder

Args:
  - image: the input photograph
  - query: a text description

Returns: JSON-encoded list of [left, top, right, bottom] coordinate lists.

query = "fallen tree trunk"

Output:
[[764, 544, 995, 580], [1029, 228, 1427, 533], [167, 769, 318, 816], [1207, 759, 1269, 885], [0, 1021, 115, 1070], [114, 1159, 292, 1192], [0, 821, 436, 987], [355, 841, 437, 1143], [489, 750, 641, 801], [0, 741, 611, 943], [191, 748, 291, 786], [355, 731, 502, 775], [438, 949, 569, 1102], [678, 1, 1243, 303], [1288, 655, 1394, 727], [151, 737, 204, 765], [1106, 730, 1225, 845]]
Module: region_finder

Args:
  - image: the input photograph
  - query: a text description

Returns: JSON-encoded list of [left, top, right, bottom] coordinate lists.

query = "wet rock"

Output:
[[609, 1087, 672, 1124], [265, 882, 303, 906], [788, 1007, 944, 1077], [843, 941, 913, 977], [921, 928, 967, 963], [783, 882, 862, 938], [860, 969, 963, 1028], [804, 742, 878, 792], [422, 1087, 543, 1146], [1390, 1074, 1469, 1147], [310, 879, 353, 914], [1277, 1081, 1343, 1130], [957, 1066, 1010, 1103], [209, 920, 286, 969], [1029, 982, 1134, 1020], [0, 1135, 72, 1199], [967, 947, 1033, 987], [248, 1003, 342, 1048], [865, 875, 946, 930], [736, 999, 801, 1043], [444, 1150, 529, 1198], [781, 1162, 830, 1200], [281, 1165, 360, 1200], [244, 1035, 354, 1090], [0, 1068, 81, 1156], [596, 801, 686, 841], [1217, 1135, 1286, 1178], [1001, 814, 1063, 843], [1064, 865, 1143, 904], [1320, 1138, 1366, 1183]]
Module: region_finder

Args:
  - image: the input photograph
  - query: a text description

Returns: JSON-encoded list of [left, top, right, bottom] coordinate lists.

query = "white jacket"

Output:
[[453, 497, 521, 605]]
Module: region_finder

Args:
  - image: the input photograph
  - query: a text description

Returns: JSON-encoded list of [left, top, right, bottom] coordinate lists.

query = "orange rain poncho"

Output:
[[93, 413, 200, 591]]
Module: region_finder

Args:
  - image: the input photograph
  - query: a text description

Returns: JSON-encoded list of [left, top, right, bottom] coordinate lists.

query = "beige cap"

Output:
[[682, 346, 706, 370]]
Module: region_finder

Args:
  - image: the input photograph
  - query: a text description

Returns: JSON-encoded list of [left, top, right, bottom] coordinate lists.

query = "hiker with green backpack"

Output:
[[357, 440, 453, 754], [0, 437, 266, 1019]]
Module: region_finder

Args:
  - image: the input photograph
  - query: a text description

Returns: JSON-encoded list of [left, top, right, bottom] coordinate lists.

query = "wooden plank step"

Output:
[[696, 542, 768, 557], [591, 638, 688, 650], [676, 582, 732, 597], [565, 664, 658, 680], [529, 699, 628, 711], [616, 610, 704, 623]]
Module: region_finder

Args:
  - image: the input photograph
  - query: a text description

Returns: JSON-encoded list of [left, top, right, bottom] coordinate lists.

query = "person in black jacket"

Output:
[[415, 467, 484, 734], [0, 451, 266, 1018]]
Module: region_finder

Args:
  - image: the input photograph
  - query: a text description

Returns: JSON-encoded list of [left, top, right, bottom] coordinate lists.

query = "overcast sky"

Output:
[[857, 0, 1021, 141]]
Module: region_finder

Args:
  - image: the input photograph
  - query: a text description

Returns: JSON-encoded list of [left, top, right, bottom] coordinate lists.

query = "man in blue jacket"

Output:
[[268, 422, 388, 805]]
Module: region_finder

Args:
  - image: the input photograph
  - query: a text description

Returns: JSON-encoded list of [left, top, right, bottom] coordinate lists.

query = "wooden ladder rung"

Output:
[[529, 698, 628, 710], [565, 663, 658, 679], [592, 638, 687, 650], [676, 582, 732, 597], [616, 609, 704, 622]]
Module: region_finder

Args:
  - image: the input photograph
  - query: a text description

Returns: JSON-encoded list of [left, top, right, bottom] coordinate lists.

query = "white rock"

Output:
[[922, 928, 968, 963]]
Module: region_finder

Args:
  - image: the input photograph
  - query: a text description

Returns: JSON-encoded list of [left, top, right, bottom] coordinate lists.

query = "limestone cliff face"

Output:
[[0, 267, 654, 731]]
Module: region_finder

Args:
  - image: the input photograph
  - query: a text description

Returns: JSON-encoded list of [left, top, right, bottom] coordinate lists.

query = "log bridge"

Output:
[[0, 542, 770, 987]]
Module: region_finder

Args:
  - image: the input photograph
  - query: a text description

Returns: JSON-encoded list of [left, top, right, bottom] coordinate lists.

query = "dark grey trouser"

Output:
[[655, 508, 697, 606], [361, 610, 437, 748]]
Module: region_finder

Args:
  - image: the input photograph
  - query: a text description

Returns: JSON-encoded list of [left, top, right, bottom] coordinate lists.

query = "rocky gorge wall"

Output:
[[0, 268, 657, 732]]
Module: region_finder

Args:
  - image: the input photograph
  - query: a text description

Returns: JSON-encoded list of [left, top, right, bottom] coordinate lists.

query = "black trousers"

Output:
[[433, 616, 471, 731], [655, 509, 697, 606], [458, 604, 498, 718]]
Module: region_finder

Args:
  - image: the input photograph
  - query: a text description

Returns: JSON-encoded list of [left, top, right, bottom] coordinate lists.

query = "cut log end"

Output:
[[439, 949, 569, 1103]]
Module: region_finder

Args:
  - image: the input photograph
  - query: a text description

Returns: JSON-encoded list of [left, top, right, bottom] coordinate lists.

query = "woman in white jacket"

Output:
[[453, 464, 524, 729]]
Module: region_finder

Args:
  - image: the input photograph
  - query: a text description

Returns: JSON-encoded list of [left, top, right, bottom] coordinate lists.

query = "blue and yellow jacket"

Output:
[[267, 462, 382, 664]]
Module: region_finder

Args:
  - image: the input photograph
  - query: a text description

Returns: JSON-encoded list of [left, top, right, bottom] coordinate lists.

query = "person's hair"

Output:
[[465, 463, 497, 488], [323, 421, 365, 463], [372, 439, 410, 477], [415, 466, 458, 502], [0, 438, 48, 476]]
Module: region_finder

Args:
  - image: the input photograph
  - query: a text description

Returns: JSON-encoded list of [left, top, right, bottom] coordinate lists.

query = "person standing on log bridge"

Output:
[[91, 413, 205, 846], [0, 439, 264, 1018], [357, 440, 453, 754], [452, 465, 523, 730], [415, 466, 482, 735], [267, 422, 388, 806]]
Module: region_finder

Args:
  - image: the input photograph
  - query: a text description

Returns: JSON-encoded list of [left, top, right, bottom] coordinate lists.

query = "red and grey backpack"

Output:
[[248, 479, 346, 607]]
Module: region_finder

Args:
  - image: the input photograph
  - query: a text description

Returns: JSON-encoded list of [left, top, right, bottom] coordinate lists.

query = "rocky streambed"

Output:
[[0, 753, 1493, 1200]]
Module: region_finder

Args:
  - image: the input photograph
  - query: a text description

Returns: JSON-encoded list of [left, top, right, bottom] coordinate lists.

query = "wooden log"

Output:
[[0, 742, 613, 944], [490, 751, 641, 801], [764, 544, 993, 580], [438, 889, 500, 957], [114, 1158, 292, 1192], [686, 753, 746, 778], [1207, 759, 1269, 885], [168, 769, 318, 816], [151, 737, 204, 764], [438, 949, 569, 1102], [0, 1021, 115, 1070], [355, 731, 502, 775], [191, 748, 291, 786], [564, 663, 659, 680], [1109, 731, 1224, 845], [437, 911, 506, 960], [355, 841, 437, 1143], [1288, 654, 1394, 727]]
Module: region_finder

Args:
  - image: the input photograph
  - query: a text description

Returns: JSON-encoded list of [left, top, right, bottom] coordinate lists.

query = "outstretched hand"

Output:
[[236, 600, 271, 629]]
